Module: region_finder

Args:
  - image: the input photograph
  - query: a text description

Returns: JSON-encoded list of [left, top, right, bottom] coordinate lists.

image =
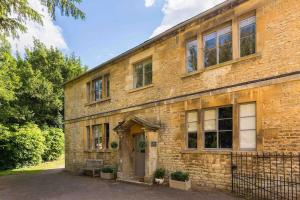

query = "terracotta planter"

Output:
[[169, 179, 191, 190], [100, 172, 115, 180]]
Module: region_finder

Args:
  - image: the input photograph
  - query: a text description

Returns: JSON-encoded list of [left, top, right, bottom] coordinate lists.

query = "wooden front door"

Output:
[[134, 133, 145, 178]]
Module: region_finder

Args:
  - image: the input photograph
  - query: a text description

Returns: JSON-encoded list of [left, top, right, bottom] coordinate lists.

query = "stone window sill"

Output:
[[128, 84, 154, 93], [181, 149, 232, 155], [84, 149, 115, 153], [181, 52, 262, 79], [85, 98, 111, 106]]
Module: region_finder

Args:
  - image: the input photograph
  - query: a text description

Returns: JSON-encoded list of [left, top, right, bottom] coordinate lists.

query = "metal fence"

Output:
[[231, 152, 300, 200]]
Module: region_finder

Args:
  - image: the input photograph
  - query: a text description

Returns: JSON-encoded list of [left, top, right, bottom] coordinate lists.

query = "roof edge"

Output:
[[63, 0, 245, 86]]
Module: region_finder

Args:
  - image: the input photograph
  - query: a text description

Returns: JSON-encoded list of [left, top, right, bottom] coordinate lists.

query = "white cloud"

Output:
[[8, 0, 68, 54], [145, 0, 156, 7], [150, 0, 226, 37]]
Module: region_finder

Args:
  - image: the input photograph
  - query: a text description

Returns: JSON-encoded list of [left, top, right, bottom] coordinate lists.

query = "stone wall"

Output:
[[64, 0, 300, 190]]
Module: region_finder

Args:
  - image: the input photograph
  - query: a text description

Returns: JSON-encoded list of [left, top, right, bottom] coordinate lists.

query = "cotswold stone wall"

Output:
[[64, 0, 300, 190], [65, 78, 300, 189]]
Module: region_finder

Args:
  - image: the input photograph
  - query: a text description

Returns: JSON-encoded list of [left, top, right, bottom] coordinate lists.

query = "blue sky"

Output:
[[9, 0, 225, 69], [55, 0, 164, 68]]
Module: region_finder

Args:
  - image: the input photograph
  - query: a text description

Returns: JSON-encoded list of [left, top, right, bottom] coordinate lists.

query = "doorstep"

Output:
[[117, 178, 153, 186]]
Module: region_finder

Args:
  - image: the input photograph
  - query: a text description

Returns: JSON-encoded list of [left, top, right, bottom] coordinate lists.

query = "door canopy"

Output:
[[113, 115, 160, 132]]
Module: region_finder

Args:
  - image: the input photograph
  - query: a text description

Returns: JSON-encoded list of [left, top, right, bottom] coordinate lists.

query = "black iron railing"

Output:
[[231, 152, 300, 200]]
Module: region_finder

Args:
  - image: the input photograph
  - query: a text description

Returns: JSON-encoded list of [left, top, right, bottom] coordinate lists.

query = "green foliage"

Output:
[[110, 141, 118, 149], [0, 0, 84, 38], [0, 40, 86, 128], [101, 166, 114, 173], [42, 127, 64, 161], [0, 124, 45, 169], [170, 171, 189, 182], [154, 168, 165, 179]]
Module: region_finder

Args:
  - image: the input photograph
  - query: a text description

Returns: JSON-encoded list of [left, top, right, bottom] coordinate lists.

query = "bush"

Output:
[[42, 127, 64, 161], [110, 141, 118, 149], [170, 171, 189, 182], [101, 166, 114, 173], [0, 124, 45, 169], [154, 168, 165, 179]]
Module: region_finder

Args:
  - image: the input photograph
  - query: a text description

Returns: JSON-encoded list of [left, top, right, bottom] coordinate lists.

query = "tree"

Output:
[[0, 0, 85, 38], [0, 40, 86, 128]]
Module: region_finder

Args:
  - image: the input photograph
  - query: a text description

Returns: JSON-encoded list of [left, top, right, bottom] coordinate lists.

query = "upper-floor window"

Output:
[[186, 111, 198, 149], [204, 106, 232, 149], [186, 39, 198, 73], [93, 78, 102, 101], [133, 58, 152, 88], [87, 74, 110, 102], [239, 16, 256, 57], [204, 26, 232, 68], [239, 103, 256, 150]]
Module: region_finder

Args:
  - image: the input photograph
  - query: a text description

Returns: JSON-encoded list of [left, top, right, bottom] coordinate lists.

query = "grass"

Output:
[[0, 155, 65, 177]]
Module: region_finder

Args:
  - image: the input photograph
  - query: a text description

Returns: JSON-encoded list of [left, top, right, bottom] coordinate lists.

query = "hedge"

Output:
[[0, 124, 64, 170], [0, 124, 45, 169], [42, 127, 64, 161]]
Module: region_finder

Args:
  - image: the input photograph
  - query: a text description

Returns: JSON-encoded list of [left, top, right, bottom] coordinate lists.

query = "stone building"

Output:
[[64, 0, 300, 190]]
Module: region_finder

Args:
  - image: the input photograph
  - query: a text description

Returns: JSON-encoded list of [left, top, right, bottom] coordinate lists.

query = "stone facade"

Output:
[[64, 0, 300, 190]]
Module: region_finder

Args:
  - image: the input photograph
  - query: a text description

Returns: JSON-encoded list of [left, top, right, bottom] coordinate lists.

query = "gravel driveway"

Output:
[[0, 169, 238, 200]]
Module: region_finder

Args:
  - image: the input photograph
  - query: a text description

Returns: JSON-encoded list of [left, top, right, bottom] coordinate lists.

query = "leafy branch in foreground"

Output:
[[0, 0, 85, 38]]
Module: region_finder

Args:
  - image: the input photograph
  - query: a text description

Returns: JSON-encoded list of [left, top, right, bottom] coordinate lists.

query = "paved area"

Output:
[[0, 169, 238, 200]]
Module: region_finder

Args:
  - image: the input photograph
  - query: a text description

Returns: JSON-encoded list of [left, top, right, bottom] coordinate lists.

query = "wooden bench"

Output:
[[82, 159, 104, 177]]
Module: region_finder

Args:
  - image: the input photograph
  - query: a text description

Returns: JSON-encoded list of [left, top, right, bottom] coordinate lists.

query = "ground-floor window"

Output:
[[186, 111, 198, 149], [92, 125, 103, 149], [239, 103, 256, 150], [204, 106, 233, 149], [85, 124, 110, 150]]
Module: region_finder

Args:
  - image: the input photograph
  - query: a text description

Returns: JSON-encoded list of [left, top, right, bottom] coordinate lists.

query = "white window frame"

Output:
[[239, 102, 257, 151], [203, 26, 232, 67], [239, 15, 256, 57]]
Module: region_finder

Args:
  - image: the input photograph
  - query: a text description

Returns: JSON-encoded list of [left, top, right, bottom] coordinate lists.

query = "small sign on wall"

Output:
[[151, 141, 157, 147]]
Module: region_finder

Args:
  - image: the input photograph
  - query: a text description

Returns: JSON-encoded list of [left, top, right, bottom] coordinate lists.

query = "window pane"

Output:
[[240, 103, 256, 117], [104, 75, 110, 97], [186, 40, 198, 73], [218, 119, 232, 131], [205, 132, 217, 148], [204, 120, 216, 131], [134, 64, 143, 88], [219, 32, 232, 63], [188, 121, 198, 132], [188, 132, 197, 149], [240, 116, 256, 130], [204, 110, 216, 120], [240, 130, 256, 149], [105, 123, 109, 149], [204, 33, 217, 67], [188, 112, 198, 122], [86, 127, 90, 149], [218, 107, 232, 119], [204, 49, 217, 67], [219, 131, 232, 148], [144, 63, 152, 85], [240, 23, 256, 57], [93, 125, 103, 149]]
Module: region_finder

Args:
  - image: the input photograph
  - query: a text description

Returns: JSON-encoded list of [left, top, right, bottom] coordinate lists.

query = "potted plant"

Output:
[[154, 168, 165, 184], [169, 171, 191, 190], [110, 141, 118, 149], [100, 166, 115, 180]]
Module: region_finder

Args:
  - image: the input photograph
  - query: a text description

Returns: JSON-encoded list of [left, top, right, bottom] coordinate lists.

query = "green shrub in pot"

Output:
[[170, 171, 189, 182]]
